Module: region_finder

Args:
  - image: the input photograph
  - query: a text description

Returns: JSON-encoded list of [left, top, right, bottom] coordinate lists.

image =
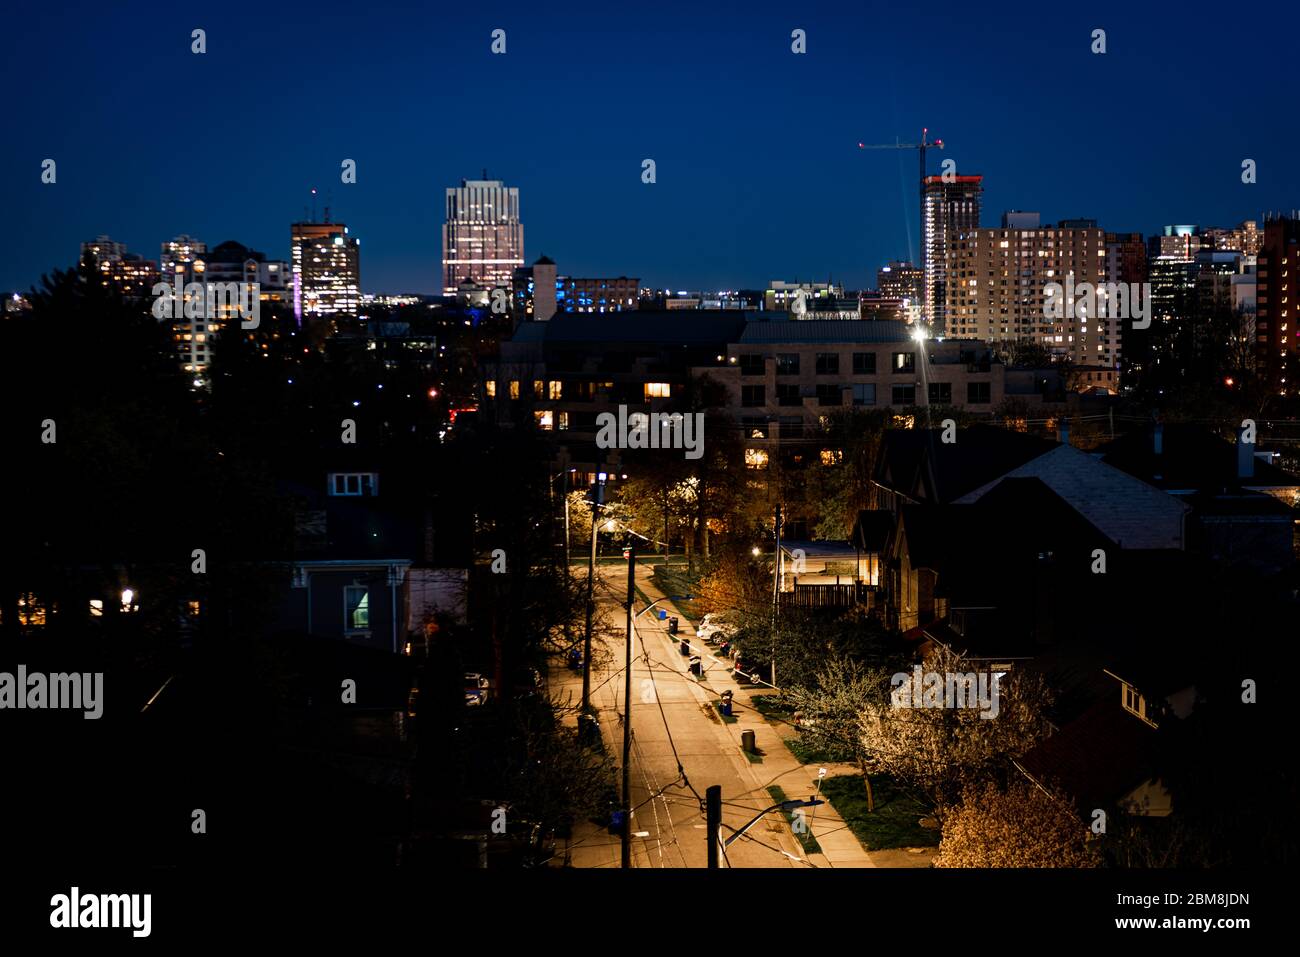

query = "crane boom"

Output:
[[856, 129, 946, 323]]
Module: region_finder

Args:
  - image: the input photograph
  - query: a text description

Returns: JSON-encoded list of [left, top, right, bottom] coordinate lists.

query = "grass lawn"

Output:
[[650, 565, 702, 621], [783, 735, 856, 765], [750, 694, 792, 722], [819, 774, 936, 851], [766, 786, 822, 855]]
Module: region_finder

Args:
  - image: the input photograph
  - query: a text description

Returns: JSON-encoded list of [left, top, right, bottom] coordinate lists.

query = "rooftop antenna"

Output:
[[311, 188, 318, 222]]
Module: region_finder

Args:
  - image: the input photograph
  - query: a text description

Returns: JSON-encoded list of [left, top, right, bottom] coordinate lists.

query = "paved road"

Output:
[[554, 562, 808, 868]]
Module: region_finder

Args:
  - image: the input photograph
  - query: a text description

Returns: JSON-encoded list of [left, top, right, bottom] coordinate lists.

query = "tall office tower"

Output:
[[946, 219, 1112, 373], [161, 235, 208, 280], [921, 175, 982, 333], [1147, 227, 1200, 327], [1255, 215, 1300, 396], [290, 221, 361, 324], [442, 178, 524, 295]]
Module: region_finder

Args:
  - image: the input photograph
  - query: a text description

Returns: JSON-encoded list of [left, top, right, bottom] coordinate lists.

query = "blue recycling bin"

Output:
[[658, 609, 667, 620], [609, 810, 628, 834]]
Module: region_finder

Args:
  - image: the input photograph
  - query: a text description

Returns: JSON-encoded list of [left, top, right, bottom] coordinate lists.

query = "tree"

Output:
[[860, 644, 1055, 807], [934, 778, 1099, 867], [785, 656, 892, 810]]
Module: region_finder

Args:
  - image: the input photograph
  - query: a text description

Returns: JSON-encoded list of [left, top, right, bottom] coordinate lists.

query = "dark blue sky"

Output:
[[3, 0, 1297, 295]]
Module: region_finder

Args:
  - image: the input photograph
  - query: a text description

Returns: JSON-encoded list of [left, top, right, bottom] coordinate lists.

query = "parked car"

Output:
[[696, 613, 737, 644]]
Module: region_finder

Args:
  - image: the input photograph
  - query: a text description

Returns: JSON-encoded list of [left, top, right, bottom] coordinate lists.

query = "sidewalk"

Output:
[[634, 572, 879, 868]]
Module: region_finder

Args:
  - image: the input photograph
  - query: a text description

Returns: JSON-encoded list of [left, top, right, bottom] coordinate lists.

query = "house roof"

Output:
[[875, 427, 1058, 504], [1018, 698, 1160, 811], [1097, 424, 1300, 492], [735, 320, 913, 344], [779, 539, 857, 562]]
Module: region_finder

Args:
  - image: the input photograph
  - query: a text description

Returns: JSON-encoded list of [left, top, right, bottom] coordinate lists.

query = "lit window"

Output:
[[534, 410, 554, 430], [485, 380, 497, 398], [89, 600, 103, 618], [548, 380, 563, 400], [744, 448, 770, 470], [820, 449, 843, 466], [644, 382, 671, 399], [344, 586, 370, 633], [509, 380, 520, 399]]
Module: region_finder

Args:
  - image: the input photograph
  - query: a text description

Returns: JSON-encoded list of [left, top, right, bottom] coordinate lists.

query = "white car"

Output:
[[696, 614, 737, 644]]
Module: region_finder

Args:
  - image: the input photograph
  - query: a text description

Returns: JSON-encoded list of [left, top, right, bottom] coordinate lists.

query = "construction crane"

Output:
[[857, 129, 945, 322]]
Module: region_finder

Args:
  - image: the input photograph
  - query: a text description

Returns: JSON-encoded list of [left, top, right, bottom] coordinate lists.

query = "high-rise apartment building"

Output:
[[206, 240, 291, 307], [80, 236, 160, 299], [922, 175, 982, 332], [877, 261, 923, 302], [442, 178, 524, 295], [946, 219, 1114, 371], [291, 221, 361, 324], [160, 235, 208, 280], [1255, 215, 1300, 395], [82, 235, 126, 266]]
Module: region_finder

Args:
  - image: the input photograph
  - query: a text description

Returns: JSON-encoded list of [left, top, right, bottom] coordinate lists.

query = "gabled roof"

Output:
[[1018, 699, 1160, 811], [875, 427, 1057, 504]]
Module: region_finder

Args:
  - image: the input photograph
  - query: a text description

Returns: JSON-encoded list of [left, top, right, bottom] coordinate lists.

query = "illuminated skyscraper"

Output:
[[291, 221, 361, 324], [1256, 215, 1300, 395], [442, 178, 524, 295], [922, 175, 982, 333]]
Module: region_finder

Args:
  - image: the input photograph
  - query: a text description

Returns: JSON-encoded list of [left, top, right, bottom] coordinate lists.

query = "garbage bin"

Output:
[[719, 690, 733, 717], [689, 655, 702, 676], [668, 616, 679, 635], [741, 729, 756, 753], [679, 638, 690, 656]]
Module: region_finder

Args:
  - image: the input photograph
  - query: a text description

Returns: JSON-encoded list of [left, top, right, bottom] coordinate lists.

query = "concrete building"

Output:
[[946, 219, 1114, 374], [922, 174, 982, 332], [714, 320, 1004, 470], [441, 178, 524, 295]]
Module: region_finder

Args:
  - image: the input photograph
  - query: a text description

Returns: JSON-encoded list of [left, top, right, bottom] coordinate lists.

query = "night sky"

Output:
[[3, 0, 1297, 295]]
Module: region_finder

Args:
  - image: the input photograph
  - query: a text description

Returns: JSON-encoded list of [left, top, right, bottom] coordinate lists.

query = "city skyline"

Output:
[[3, 1, 1296, 295]]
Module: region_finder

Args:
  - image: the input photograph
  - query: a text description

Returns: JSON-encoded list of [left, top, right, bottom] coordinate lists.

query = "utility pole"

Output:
[[660, 488, 670, 564], [581, 473, 606, 721], [771, 503, 782, 690], [706, 785, 722, 868], [621, 538, 636, 869]]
